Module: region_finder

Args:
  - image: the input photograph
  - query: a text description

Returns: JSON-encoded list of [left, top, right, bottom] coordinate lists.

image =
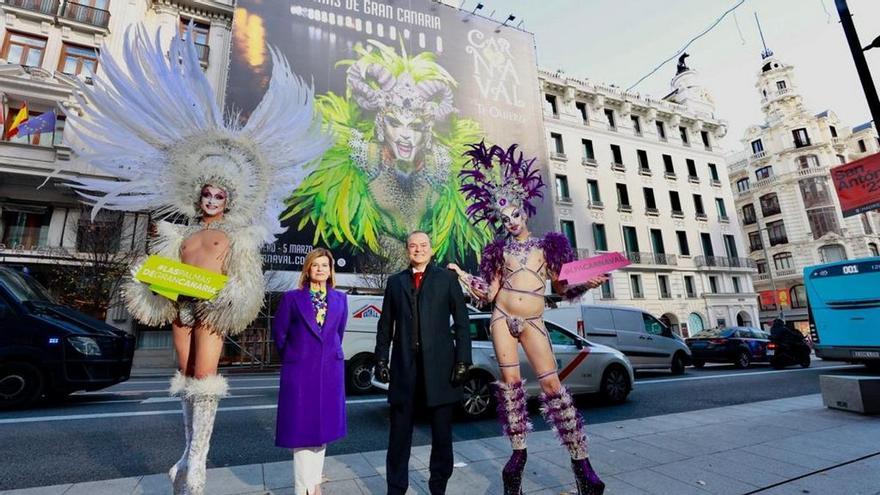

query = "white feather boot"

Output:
[[184, 374, 228, 495], [168, 371, 193, 494]]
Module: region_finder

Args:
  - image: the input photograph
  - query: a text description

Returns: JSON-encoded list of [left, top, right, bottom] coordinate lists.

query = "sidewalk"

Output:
[[3, 394, 878, 495]]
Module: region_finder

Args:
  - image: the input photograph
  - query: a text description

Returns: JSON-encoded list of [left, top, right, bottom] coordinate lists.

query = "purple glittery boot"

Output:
[[494, 380, 532, 495], [539, 386, 604, 495]]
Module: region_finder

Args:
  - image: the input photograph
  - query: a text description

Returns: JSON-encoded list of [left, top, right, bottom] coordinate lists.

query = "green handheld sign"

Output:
[[134, 255, 228, 301]]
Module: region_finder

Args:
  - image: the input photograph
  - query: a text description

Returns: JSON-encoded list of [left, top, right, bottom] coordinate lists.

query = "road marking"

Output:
[[0, 397, 388, 424], [116, 376, 280, 386], [140, 394, 262, 404], [75, 385, 281, 396], [634, 364, 861, 386]]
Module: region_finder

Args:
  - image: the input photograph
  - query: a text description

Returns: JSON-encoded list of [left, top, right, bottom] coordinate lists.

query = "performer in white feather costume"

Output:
[[63, 25, 330, 494]]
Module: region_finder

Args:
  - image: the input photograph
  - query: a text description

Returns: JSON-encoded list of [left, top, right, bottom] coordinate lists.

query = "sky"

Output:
[[463, 0, 880, 152]]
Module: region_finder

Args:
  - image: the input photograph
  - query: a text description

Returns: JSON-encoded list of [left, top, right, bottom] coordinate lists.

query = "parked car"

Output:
[[546, 304, 692, 374], [372, 313, 635, 419], [686, 326, 772, 369], [0, 267, 135, 409]]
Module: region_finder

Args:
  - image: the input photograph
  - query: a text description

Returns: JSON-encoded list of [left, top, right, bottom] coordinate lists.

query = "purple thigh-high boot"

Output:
[[539, 386, 604, 495], [494, 380, 532, 495]]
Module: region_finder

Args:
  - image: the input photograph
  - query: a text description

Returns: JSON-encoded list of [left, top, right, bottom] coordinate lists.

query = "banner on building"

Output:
[[227, 0, 549, 272], [830, 152, 880, 217]]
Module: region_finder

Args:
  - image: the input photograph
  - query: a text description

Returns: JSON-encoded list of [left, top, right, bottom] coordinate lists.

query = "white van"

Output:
[[340, 295, 386, 394], [545, 304, 691, 374]]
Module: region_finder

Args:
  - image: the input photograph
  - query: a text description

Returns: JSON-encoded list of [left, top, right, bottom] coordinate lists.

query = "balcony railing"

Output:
[[762, 206, 782, 217], [61, 1, 110, 28], [671, 210, 684, 219], [688, 175, 700, 184], [4, 0, 59, 15], [742, 216, 757, 226], [611, 162, 625, 172], [750, 150, 767, 161], [639, 167, 652, 176], [776, 268, 798, 277], [581, 157, 597, 167], [831, 137, 845, 147], [719, 215, 730, 223], [794, 139, 812, 149], [626, 251, 678, 266], [556, 195, 573, 204], [664, 171, 677, 180], [618, 204, 633, 213], [695, 212, 708, 221], [645, 207, 659, 216], [588, 200, 604, 210], [749, 243, 763, 253], [694, 256, 757, 269], [711, 179, 721, 187]]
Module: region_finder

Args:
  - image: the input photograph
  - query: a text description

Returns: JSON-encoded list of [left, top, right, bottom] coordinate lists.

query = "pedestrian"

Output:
[[273, 248, 348, 495], [373, 231, 472, 495]]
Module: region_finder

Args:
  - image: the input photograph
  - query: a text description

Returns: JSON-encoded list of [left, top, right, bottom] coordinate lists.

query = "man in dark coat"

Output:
[[374, 231, 471, 495]]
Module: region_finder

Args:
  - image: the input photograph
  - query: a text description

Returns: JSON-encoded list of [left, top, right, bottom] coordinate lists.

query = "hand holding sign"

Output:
[[134, 255, 228, 301], [559, 252, 631, 287]]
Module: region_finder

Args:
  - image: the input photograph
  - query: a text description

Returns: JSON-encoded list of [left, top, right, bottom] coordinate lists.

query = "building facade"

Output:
[[0, 0, 234, 343], [727, 53, 880, 331], [541, 63, 759, 336]]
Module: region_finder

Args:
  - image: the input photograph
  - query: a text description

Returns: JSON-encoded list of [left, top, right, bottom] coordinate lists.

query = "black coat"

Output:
[[375, 263, 471, 407]]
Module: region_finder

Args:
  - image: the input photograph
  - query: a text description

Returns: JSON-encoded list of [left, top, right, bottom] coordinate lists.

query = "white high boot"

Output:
[[168, 371, 193, 495], [184, 374, 228, 495]]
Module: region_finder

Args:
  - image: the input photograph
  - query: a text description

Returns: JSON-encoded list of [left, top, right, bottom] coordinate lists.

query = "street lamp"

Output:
[[835, 0, 880, 126]]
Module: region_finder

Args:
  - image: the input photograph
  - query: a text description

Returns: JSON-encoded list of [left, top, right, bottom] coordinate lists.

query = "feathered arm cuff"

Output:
[[542, 232, 589, 301], [478, 238, 507, 288]]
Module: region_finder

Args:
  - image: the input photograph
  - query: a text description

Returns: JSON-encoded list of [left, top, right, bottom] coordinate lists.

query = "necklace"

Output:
[[505, 237, 541, 266]]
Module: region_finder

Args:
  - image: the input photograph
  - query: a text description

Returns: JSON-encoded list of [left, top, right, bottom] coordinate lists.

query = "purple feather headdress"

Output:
[[459, 141, 545, 230]]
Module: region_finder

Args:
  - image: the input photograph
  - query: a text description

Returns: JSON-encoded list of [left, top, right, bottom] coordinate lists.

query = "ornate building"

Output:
[[727, 51, 880, 331], [541, 58, 759, 336]]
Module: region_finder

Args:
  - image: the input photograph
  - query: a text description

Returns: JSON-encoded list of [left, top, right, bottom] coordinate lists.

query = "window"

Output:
[[0, 204, 52, 249], [686, 159, 698, 180], [63, 0, 110, 28], [755, 166, 774, 180], [180, 19, 211, 62], [829, 125, 838, 138], [630, 274, 644, 298], [684, 275, 696, 298], [593, 223, 608, 251], [773, 252, 794, 270], [637, 149, 650, 171], [859, 139, 867, 153], [701, 130, 711, 148], [819, 244, 847, 263], [575, 101, 588, 123], [4, 108, 63, 147], [724, 234, 739, 259], [468, 319, 491, 342], [622, 226, 639, 252], [767, 220, 788, 245], [796, 155, 819, 169], [869, 242, 879, 257], [776, 80, 787, 90], [2, 32, 47, 67], [709, 276, 719, 293], [650, 228, 665, 255], [658, 275, 671, 299], [792, 128, 811, 148], [550, 132, 564, 154], [631, 115, 642, 135], [757, 260, 768, 274], [545, 94, 559, 117], [76, 210, 122, 253], [669, 191, 682, 213], [679, 126, 689, 145], [751, 139, 764, 154], [59, 44, 98, 79], [799, 178, 832, 208], [790, 285, 807, 309], [555, 175, 570, 201], [760, 193, 781, 216], [610, 144, 623, 165], [617, 183, 630, 209], [700, 232, 714, 257], [742, 204, 757, 225], [715, 198, 727, 219], [676, 230, 690, 256], [600, 278, 614, 298], [663, 154, 675, 174], [749, 231, 763, 252], [604, 108, 616, 129], [693, 194, 705, 215], [582, 139, 595, 161], [807, 207, 841, 238], [837, 154, 847, 164], [560, 220, 576, 248], [653, 121, 666, 141], [736, 178, 750, 193], [547, 323, 578, 346], [587, 179, 601, 203], [733, 277, 741, 293], [708, 163, 720, 181], [643, 187, 657, 211]]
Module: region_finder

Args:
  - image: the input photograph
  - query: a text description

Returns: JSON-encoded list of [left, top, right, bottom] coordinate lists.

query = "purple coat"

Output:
[[273, 288, 348, 448]]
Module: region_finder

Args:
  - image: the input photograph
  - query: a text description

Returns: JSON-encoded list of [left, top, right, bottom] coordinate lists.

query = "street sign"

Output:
[[830, 151, 880, 217]]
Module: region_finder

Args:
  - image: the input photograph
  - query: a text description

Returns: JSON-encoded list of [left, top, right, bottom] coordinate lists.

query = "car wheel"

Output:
[[345, 353, 376, 395], [0, 362, 44, 410], [600, 365, 630, 404], [460, 371, 495, 419], [691, 359, 706, 368], [671, 352, 687, 375], [734, 350, 751, 369]]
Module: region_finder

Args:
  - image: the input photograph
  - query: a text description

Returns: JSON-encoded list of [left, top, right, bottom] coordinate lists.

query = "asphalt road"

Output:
[[0, 360, 872, 490]]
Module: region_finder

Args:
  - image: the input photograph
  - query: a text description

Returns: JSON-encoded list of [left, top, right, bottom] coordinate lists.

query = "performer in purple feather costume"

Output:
[[447, 142, 607, 495]]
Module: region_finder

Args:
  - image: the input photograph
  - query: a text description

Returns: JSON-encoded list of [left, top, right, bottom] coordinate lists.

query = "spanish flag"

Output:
[[6, 104, 28, 139]]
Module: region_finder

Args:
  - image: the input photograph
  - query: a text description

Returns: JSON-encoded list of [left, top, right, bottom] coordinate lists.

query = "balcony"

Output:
[[658, 135, 668, 142], [775, 267, 798, 277], [639, 167, 652, 176], [664, 171, 677, 180], [581, 157, 598, 167], [626, 252, 678, 266], [831, 137, 845, 147], [754, 176, 777, 189], [711, 179, 721, 187], [695, 212, 708, 221], [671, 210, 684, 219], [61, 1, 110, 29], [3, 0, 60, 17], [611, 162, 625, 172], [694, 256, 757, 269], [688, 175, 700, 184], [749, 243, 763, 253], [645, 207, 659, 216], [588, 200, 604, 210], [607, 124, 618, 132], [762, 206, 782, 217], [682, 140, 691, 148], [768, 236, 789, 246], [719, 215, 730, 223], [793, 139, 812, 149], [618, 204, 633, 213], [550, 152, 568, 161], [749, 150, 767, 161], [742, 216, 757, 226], [704, 144, 713, 152], [556, 195, 573, 205]]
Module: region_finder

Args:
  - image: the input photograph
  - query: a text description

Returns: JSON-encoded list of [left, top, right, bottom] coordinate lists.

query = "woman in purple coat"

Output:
[[273, 248, 348, 495]]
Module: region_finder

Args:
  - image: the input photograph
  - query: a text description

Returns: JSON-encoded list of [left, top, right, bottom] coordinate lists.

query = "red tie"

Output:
[[413, 271, 425, 290]]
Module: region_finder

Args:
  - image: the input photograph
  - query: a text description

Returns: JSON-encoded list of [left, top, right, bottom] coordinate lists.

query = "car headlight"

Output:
[[69, 336, 102, 356]]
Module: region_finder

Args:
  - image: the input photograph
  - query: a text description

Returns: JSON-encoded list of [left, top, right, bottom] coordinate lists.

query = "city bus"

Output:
[[804, 257, 880, 370]]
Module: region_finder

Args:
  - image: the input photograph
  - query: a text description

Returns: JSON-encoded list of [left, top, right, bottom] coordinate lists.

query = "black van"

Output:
[[0, 266, 135, 408]]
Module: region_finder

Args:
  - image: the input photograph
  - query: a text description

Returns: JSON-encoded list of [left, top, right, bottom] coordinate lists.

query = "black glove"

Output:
[[374, 359, 390, 384], [450, 362, 469, 385]]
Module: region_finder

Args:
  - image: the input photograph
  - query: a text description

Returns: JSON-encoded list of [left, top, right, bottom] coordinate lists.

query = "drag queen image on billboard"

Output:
[[283, 40, 491, 261]]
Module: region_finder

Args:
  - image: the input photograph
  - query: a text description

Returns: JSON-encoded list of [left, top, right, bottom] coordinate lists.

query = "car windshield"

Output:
[[0, 269, 56, 304], [691, 328, 735, 338]]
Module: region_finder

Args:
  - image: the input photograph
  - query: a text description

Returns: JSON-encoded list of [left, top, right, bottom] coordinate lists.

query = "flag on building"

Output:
[[6, 104, 28, 139], [16, 111, 56, 138]]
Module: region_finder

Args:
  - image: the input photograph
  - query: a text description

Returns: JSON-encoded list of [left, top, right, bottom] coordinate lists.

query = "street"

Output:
[[0, 360, 871, 491]]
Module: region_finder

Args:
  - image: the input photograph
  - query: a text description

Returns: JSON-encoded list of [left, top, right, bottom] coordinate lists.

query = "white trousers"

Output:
[[293, 445, 326, 495]]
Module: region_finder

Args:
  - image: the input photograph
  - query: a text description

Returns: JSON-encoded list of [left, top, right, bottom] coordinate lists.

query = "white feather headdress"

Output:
[[64, 25, 331, 243]]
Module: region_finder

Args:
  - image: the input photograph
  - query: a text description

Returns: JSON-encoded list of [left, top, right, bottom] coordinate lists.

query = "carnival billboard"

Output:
[[227, 0, 550, 272]]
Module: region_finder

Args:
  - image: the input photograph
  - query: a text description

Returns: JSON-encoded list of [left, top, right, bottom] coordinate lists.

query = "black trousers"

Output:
[[386, 354, 455, 495]]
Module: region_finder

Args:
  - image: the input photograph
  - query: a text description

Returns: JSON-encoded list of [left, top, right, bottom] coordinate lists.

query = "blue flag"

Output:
[[17, 111, 56, 138]]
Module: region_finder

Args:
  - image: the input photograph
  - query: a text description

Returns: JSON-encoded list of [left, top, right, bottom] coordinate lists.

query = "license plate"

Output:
[[852, 351, 880, 359], [766, 349, 775, 356]]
